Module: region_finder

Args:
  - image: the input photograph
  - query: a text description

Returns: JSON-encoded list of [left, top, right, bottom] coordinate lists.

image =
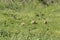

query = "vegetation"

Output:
[[0, 0, 60, 40]]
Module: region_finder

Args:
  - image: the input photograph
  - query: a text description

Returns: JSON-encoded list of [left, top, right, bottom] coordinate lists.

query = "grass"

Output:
[[0, 0, 60, 40]]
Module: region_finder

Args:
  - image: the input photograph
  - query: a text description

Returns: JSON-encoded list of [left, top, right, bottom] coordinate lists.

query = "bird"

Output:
[[21, 22, 25, 26], [44, 20, 48, 24], [31, 20, 37, 24]]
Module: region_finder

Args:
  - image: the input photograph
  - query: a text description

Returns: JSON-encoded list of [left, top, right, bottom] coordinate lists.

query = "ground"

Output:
[[0, 0, 60, 40]]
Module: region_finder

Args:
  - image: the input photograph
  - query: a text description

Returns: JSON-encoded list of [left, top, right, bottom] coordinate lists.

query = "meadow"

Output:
[[0, 0, 60, 40]]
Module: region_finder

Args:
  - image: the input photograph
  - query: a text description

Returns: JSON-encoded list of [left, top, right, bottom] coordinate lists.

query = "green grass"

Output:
[[0, 0, 60, 40]]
